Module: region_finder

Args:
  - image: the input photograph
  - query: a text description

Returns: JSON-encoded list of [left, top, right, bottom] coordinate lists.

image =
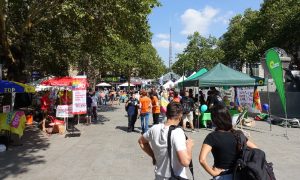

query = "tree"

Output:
[[172, 32, 224, 74], [0, 0, 161, 81], [220, 9, 262, 71], [220, 0, 300, 71]]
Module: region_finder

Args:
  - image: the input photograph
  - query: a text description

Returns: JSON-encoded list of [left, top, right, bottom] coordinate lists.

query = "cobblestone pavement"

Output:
[[1, 104, 299, 180]]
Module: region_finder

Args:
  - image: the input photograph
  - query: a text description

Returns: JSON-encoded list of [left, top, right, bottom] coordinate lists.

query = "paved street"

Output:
[[1, 104, 300, 180]]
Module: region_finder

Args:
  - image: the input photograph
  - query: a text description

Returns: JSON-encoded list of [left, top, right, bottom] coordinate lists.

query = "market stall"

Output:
[[181, 64, 266, 129], [0, 80, 35, 146], [40, 76, 88, 132]]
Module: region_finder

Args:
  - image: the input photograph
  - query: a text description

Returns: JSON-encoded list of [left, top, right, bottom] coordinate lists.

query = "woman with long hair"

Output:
[[199, 105, 257, 180]]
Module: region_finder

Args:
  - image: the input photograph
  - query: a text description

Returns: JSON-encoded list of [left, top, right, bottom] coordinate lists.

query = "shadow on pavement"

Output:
[[0, 126, 49, 179], [115, 126, 141, 134], [98, 105, 118, 112], [65, 120, 81, 138], [96, 115, 110, 123]]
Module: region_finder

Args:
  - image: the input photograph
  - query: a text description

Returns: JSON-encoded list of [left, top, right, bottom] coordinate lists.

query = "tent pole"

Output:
[[267, 75, 272, 132], [284, 85, 289, 140]]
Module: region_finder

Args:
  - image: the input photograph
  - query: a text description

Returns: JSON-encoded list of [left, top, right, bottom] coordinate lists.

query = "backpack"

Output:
[[233, 131, 276, 180], [167, 125, 194, 180], [181, 97, 192, 114]]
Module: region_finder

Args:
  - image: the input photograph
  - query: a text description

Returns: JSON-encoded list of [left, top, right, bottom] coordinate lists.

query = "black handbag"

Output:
[[167, 125, 194, 180]]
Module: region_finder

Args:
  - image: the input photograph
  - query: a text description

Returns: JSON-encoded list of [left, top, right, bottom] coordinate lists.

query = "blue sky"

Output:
[[149, 0, 263, 66]]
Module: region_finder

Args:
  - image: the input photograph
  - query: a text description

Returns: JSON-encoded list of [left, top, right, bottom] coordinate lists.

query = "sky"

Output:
[[149, 0, 264, 67]]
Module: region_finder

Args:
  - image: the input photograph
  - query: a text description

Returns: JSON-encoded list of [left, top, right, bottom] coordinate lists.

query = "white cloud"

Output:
[[173, 42, 186, 51], [214, 11, 235, 25], [153, 40, 186, 51], [180, 6, 220, 35], [156, 33, 170, 39]]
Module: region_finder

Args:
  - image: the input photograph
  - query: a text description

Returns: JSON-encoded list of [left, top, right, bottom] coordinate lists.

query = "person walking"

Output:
[[91, 93, 98, 122], [139, 90, 152, 134], [86, 92, 93, 124], [199, 105, 257, 180], [172, 91, 181, 103], [150, 92, 160, 125], [160, 91, 169, 123], [138, 102, 194, 179], [125, 93, 139, 132], [181, 91, 195, 132]]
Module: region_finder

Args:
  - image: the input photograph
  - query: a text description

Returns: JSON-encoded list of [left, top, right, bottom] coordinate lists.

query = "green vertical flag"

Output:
[[265, 49, 286, 113]]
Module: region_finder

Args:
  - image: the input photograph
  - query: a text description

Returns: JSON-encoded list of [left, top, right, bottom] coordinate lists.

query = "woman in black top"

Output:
[[199, 105, 257, 179]]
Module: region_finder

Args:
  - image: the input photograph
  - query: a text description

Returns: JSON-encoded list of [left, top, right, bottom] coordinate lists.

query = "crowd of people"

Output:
[[124, 87, 226, 134], [128, 87, 265, 180]]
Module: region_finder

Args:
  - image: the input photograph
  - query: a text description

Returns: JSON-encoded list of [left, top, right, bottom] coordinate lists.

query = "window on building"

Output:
[[245, 63, 260, 76]]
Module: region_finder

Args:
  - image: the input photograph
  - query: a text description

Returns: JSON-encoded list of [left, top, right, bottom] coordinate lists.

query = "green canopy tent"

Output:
[[197, 63, 263, 87], [178, 68, 208, 87]]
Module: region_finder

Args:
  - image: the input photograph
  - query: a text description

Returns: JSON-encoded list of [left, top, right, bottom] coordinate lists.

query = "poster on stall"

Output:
[[56, 105, 73, 118], [3, 105, 11, 113], [236, 87, 254, 112], [72, 76, 87, 114]]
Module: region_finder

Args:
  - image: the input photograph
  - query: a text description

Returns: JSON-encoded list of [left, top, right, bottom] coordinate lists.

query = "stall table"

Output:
[[0, 111, 26, 138]]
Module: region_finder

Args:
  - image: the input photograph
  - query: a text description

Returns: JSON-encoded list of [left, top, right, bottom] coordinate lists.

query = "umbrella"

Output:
[[119, 82, 135, 87], [0, 80, 35, 93], [96, 82, 111, 87]]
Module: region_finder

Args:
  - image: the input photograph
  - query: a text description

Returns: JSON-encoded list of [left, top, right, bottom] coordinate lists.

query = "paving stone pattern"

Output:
[[1, 105, 300, 180]]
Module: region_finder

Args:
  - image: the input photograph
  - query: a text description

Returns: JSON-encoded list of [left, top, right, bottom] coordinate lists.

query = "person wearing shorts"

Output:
[[181, 91, 195, 132]]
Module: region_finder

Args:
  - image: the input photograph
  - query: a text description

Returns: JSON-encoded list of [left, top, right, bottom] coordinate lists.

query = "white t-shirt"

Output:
[[143, 124, 188, 179]]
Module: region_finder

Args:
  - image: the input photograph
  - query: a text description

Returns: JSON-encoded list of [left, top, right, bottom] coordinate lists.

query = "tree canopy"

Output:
[[220, 0, 300, 71], [0, 0, 165, 84], [172, 32, 224, 75]]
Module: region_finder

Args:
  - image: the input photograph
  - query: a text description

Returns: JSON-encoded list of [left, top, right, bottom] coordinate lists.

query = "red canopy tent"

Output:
[[41, 76, 88, 87]]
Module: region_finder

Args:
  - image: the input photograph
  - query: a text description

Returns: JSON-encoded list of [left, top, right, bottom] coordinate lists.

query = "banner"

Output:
[[236, 87, 254, 112], [72, 76, 87, 114], [265, 49, 286, 113], [253, 88, 262, 113], [56, 105, 73, 118]]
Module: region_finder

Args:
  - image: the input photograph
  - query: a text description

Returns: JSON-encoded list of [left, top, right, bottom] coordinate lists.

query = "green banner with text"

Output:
[[265, 49, 286, 113]]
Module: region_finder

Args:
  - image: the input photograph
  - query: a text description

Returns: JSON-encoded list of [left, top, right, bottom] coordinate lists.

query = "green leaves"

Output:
[[172, 32, 224, 74], [0, 0, 163, 81], [220, 0, 300, 69]]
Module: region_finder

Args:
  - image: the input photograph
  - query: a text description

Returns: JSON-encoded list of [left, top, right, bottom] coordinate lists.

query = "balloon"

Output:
[[262, 104, 269, 111], [200, 105, 208, 112]]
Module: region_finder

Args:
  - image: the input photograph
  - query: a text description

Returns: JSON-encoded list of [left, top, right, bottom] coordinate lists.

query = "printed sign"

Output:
[[3, 105, 10, 113], [72, 76, 87, 114], [56, 105, 73, 118], [236, 87, 254, 112]]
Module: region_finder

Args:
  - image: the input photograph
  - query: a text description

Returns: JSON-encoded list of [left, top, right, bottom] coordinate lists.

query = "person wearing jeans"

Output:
[[125, 93, 139, 132], [139, 90, 152, 134], [140, 112, 150, 133]]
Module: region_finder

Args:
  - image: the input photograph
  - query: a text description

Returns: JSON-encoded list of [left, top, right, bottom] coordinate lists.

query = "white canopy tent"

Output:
[[174, 76, 187, 85], [96, 82, 111, 87], [187, 72, 196, 78], [119, 82, 135, 87], [163, 80, 174, 89]]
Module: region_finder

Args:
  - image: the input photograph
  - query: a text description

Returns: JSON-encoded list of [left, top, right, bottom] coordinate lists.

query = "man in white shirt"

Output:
[[138, 102, 194, 179]]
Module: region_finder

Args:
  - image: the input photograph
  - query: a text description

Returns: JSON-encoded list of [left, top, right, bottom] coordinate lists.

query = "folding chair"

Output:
[[234, 109, 250, 137]]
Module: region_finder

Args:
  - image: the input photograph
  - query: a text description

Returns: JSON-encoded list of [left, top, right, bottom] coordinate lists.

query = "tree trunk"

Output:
[[0, 2, 15, 63], [128, 74, 131, 91]]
